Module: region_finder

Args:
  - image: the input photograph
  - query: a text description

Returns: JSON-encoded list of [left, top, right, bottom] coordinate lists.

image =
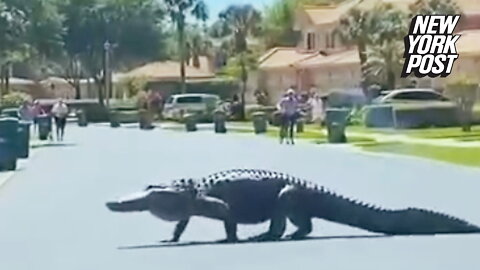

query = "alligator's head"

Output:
[[106, 186, 196, 222]]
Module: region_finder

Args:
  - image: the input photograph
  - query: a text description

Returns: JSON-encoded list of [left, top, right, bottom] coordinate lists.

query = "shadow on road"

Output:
[[31, 143, 77, 149], [118, 234, 393, 250]]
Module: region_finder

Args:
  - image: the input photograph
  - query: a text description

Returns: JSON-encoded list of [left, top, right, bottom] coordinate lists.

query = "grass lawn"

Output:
[[360, 142, 480, 168]]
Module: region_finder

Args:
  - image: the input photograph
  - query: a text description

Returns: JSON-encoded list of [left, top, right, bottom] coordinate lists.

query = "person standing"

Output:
[[308, 93, 325, 126], [18, 101, 34, 122], [277, 88, 299, 145], [51, 99, 69, 141]]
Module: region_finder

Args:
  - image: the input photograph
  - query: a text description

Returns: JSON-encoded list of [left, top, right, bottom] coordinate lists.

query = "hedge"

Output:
[[364, 102, 461, 129]]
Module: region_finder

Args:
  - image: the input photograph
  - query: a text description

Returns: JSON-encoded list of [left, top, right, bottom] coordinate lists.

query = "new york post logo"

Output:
[[401, 15, 461, 78]]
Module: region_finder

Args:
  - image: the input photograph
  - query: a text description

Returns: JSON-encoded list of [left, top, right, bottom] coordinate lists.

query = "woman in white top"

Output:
[[308, 93, 325, 125], [51, 99, 69, 141]]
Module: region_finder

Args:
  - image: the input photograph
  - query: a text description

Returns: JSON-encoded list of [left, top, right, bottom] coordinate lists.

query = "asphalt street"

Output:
[[0, 124, 479, 270]]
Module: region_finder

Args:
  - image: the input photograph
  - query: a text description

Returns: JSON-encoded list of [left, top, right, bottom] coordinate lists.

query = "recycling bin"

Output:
[[0, 118, 19, 171], [326, 108, 350, 143], [37, 115, 52, 141], [252, 112, 267, 134], [213, 110, 227, 134], [184, 113, 197, 132], [16, 121, 31, 158]]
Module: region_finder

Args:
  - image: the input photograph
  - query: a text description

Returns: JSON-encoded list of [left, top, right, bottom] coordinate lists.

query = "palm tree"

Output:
[[409, 0, 461, 16], [164, 0, 208, 93], [211, 4, 262, 120], [337, 7, 377, 96], [365, 40, 404, 90]]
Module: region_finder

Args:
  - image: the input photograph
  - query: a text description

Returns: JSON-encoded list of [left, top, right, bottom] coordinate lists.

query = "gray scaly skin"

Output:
[[106, 169, 480, 242]]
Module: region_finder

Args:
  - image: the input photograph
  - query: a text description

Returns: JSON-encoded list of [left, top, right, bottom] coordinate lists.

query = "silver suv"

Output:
[[163, 94, 222, 122]]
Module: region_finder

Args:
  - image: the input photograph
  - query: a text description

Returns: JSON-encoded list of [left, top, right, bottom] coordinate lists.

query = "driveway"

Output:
[[0, 125, 479, 269]]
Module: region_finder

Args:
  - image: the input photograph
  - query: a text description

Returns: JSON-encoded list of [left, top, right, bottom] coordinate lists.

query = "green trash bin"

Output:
[[296, 117, 305, 133], [37, 115, 52, 141], [1, 108, 19, 119], [184, 113, 197, 132], [213, 110, 227, 134], [110, 110, 120, 128], [252, 112, 267, 134], [0, 118, 19, 171], [326, 108, 350, 143], [139, 109, 154, 130], [77, 109, 88, 127], [17, 121, 31, 158]]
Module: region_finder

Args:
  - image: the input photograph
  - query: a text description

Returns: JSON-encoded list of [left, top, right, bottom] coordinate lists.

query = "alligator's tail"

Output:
[[311, 189, 480, 235]]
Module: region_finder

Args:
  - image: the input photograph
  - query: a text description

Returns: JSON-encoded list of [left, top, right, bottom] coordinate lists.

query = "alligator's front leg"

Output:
[[162, 219, 190, 243]]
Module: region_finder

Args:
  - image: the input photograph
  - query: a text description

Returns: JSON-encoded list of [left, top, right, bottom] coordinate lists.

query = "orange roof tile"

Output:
[[297, 49, 360, 68], [258, 47, 319, 70], [302, 1, 358, 26]]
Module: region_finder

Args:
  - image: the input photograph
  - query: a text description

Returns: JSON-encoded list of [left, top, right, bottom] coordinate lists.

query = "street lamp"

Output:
[[104, 41, 112, 108]]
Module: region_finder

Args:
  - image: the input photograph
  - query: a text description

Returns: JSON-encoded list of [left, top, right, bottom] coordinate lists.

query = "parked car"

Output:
[[372, 89, 450, 104], [162, 94, 223, 122]]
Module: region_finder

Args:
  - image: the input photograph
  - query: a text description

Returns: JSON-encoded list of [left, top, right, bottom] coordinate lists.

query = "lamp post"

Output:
[[104, 41, 112, 108]]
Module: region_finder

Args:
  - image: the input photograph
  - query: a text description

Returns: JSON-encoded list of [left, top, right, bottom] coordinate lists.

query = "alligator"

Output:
[[106, 169, 480, 243]]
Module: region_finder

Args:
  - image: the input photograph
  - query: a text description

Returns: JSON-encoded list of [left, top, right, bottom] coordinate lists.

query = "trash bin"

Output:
[[1, 108, 19, 119], [326, 108, 350, 143], [17, 121, 30, 158], [37, 115, 52, 141], [296, 117, 305, 133], [213, 110, 227, 134], [252, 112, 267, 134], [0, 118, 19, 171], [77, 109, 88, 127], [110, 110, 120, 128], [184, 113, 197, 132], [271, 111, 282, 127], [139, 109, 154, 130]]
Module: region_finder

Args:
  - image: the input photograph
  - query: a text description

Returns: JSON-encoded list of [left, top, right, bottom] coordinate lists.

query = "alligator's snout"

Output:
[[106, 191, 150, 212], [106, 201, 124, 212]]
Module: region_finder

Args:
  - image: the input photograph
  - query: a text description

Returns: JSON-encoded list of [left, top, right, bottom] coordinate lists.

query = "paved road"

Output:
[[1, 124, 479, 270]]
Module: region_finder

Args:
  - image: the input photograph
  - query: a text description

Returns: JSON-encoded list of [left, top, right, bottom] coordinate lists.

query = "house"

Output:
[[257, 0, 480, 102]]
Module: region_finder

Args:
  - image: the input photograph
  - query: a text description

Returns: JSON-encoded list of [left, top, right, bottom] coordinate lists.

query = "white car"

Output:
[[162, 94, 222, 122], [372, 89, 450, 104]]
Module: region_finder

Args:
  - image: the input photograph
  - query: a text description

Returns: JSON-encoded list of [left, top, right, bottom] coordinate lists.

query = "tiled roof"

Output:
[[303, 1, 358, 26], [122, 57, 214, 81], [258, 47, 319, 70], [456, 30, 480, 56], [297, 49, 360, 68]]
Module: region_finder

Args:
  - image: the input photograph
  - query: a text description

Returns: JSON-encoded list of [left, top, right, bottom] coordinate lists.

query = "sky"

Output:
[[204, 0, 274, 23]]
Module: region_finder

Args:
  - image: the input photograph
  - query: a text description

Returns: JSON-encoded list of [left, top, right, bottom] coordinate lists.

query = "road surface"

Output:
[[0, 124, 479, 270]]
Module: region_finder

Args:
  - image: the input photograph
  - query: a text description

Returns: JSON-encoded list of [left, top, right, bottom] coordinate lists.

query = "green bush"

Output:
[[393, 103, 458, 129], [1, 92, 32, 109]]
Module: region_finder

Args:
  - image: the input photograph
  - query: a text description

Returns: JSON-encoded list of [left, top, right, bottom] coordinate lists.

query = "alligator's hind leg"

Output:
[[248, 207, 287, 242], [286, 214, 312, 239]]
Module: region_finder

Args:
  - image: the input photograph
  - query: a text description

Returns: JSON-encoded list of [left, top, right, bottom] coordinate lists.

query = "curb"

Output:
[[0, 145, 40, 190]]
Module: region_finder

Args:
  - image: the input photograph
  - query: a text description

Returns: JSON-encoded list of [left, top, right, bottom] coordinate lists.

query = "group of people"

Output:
[[276, 85, 327, 145], [18, 99, 69, 141], [137, 90, 164, 119]]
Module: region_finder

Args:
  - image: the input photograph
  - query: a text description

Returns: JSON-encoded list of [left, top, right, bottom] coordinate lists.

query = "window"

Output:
[[176, 96, 203, 103], [306, 32, 315, 50], [325, 33, 330, 49], [392, 91, 446, 101], [331, 32, 336, 48]]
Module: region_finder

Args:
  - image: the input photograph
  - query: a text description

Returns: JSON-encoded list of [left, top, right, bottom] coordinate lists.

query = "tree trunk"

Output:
[[94, 76, 105, 107], [387, 70, 396, 91], [178, 18, 187, 94], [357, 41, 369, 98], [240, 53, 247, 121]]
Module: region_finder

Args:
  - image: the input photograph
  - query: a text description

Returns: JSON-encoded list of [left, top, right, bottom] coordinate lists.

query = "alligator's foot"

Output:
[[216, 237, 238, 244], [160, 238, 179, 243], [285, 233, 308, 240], [248, 232, 282, 242]]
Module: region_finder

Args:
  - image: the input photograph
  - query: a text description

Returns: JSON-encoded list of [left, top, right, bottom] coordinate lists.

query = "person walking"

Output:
[[32, 100, 46, 135], [277, 88, 299, 145], [51, 99, 69, 141], [308, 93, 325, 126], [18, 101, 34, 122]]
